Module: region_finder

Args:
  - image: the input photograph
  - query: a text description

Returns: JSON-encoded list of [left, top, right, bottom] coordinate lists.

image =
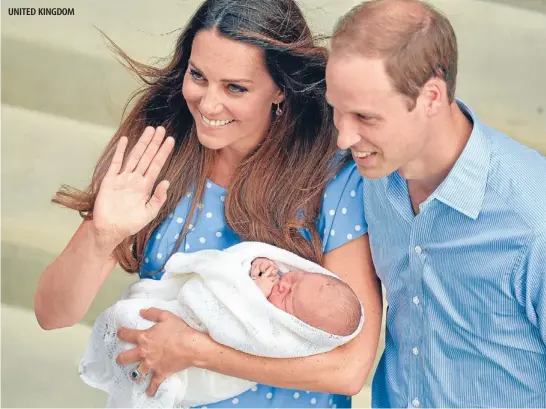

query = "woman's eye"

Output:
[[228, 84, 247, 94], [189, 69, 204, 80]]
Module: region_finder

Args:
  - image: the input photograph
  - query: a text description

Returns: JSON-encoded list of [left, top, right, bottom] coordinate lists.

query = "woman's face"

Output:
[[182, 29, 284, 156]]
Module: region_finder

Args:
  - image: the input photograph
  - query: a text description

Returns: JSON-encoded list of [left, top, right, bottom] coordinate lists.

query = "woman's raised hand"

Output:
[[92, 126, 175, 246]]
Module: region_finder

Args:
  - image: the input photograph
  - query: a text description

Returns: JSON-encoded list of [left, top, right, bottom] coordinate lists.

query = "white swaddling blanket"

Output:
[[79, 242, 364, 408]]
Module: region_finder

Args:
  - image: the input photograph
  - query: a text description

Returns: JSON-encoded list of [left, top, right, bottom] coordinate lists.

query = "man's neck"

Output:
[[404, 102, 474, 214]]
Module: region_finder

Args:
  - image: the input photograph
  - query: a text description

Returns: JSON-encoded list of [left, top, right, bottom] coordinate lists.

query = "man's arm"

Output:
[[520, 232, 546, 344]]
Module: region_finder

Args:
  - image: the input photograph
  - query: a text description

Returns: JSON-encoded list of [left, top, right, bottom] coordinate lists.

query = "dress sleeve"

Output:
[[317, 161, 367, 254]]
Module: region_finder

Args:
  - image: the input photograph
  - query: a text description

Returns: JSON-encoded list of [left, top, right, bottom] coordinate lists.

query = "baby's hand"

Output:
[[251, 258, 280, 297], [250, 257, 279, 279]]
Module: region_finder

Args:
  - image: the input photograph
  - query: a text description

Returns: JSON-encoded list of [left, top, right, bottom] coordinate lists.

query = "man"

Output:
[[325, 0, 546, 407]]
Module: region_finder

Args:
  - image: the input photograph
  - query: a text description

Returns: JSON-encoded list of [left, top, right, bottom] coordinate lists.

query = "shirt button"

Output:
[[414, 246, 422, 254], [412, 347, 419, 356], [413, 296, 420, 305], [412, 398, 421, 407]]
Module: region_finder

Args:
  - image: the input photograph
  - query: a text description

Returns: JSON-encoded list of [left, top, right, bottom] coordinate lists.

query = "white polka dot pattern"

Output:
[[140, 162, 364, 406]]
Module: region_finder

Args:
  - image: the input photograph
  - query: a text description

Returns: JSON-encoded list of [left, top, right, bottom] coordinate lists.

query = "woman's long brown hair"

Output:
[[53, 0, 350, 272]]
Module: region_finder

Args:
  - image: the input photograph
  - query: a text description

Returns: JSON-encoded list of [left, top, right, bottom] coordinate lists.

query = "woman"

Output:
[[34, 0, 382, 407]]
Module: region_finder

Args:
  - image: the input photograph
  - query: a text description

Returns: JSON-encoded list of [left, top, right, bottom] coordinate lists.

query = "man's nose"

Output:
[[334, 111, 361, 150]]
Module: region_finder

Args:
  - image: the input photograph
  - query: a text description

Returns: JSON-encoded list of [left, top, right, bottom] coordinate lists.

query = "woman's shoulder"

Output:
[[324, 152, 361, 199], [318, 153, 366, 253]]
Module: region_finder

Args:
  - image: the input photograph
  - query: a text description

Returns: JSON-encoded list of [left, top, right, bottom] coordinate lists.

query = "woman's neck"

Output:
[[209, 148, 246, 188]]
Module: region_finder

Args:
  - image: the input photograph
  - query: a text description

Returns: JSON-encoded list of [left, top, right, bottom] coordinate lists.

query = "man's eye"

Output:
[[358, 114, 372, 120]]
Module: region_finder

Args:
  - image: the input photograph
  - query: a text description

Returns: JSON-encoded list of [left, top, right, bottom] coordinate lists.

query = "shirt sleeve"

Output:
[[317, 161, 367, 254], [520, 232, 546, 344]]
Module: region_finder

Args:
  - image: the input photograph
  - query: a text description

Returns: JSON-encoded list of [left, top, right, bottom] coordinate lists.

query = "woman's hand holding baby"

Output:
[[116, 307, 210, 397]]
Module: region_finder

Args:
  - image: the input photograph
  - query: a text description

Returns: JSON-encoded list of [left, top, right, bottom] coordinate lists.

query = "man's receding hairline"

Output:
[[332, 0, 437, 49]]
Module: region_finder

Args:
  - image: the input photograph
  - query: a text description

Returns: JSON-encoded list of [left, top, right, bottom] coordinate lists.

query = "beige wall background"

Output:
[[2, 0, 545, 407]]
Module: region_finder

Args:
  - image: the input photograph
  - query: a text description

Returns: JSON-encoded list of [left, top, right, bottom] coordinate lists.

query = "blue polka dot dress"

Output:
[[141, 160, 366, 408]]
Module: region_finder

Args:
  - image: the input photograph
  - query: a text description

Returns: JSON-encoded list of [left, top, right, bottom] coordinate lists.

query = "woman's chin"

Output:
[[196, 134, 227, 151]]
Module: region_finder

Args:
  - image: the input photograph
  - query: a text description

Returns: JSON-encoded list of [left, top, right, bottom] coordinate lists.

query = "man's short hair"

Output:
[[332, 0, 458, 110]]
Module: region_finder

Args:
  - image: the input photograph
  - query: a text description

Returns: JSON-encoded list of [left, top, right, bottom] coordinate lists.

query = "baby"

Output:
[[80, 243, 364, 408], [250, 257, 361, 337]]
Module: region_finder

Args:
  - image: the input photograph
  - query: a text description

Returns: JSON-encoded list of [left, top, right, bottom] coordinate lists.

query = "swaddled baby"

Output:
[[79, 242, 364, 408], [251, 257, 361, 336]]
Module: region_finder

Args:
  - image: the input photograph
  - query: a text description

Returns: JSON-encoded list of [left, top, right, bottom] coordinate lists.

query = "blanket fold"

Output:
[[79, 242, 364, 408]]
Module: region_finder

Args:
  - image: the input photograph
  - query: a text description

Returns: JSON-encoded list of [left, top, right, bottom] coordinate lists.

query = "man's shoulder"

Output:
[[485, 124, 546, 232]]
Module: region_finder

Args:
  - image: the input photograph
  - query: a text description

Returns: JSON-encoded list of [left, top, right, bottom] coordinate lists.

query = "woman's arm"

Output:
[[198, 235, 382, 394], [34, 220, 120, 329], [119, 234, 383, 396], [34, 127, 174, 329]]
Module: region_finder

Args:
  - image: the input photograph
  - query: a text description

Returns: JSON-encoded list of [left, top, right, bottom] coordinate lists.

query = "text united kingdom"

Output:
[[8, 8, 75, 16]]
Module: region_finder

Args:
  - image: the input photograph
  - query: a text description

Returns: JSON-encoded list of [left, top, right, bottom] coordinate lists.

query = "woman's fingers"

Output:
[[106, 136, 128, 177], [116, 346, 142, 366], [147, 373, 168, 397], [122, 126, 156, 173], [129, 363, 151, 384], [134, 127, 167, 176], [117, 327, 141, 343], [143, 136, 175, 188], [146, 180, 170, 218]]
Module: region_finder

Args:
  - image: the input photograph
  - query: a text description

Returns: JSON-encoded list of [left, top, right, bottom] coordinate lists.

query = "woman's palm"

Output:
[[92, 127, 175, 242]]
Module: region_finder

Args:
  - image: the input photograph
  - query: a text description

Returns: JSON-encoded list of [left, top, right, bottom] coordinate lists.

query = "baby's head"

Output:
[[267, 271, 361, 336]]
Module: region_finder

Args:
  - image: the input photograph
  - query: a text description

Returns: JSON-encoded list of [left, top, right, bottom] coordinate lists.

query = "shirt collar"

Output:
[[433, 100, 491, 219], [382, 99, 492, 219]]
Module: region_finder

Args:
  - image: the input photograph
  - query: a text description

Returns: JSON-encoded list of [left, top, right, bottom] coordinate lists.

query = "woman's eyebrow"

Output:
[[221, 78, 254, 84], [188, 61, 254, 84]]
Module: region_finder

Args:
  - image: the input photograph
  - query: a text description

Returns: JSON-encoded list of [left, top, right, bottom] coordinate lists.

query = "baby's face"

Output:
[[267, 271, 324, 316], [269, 271, 361, 336], [267, 271, 299, 314]]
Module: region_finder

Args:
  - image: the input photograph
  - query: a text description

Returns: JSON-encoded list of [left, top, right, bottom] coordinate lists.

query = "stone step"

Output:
[[1, 104, 379, 406], [1, 304, 108, 407], [2, 0, 546, 153], [1, 104, 136, 322]]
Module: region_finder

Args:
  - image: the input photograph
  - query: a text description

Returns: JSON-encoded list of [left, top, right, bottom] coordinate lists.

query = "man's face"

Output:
[[326, 53, 430, 179]]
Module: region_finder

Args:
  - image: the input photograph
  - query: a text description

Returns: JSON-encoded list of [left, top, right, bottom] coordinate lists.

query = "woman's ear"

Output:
[[273, 89, 284, 104]]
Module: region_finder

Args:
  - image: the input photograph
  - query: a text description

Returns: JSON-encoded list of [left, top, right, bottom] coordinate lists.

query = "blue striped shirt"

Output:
[[368, 101, 546, 408]]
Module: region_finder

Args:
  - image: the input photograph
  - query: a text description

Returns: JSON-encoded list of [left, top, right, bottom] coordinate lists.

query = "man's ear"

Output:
[[421, 77, 446, 116]]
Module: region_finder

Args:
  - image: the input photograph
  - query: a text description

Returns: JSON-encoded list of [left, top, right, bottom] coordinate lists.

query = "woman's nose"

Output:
[[199, 86, 223, 116]]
